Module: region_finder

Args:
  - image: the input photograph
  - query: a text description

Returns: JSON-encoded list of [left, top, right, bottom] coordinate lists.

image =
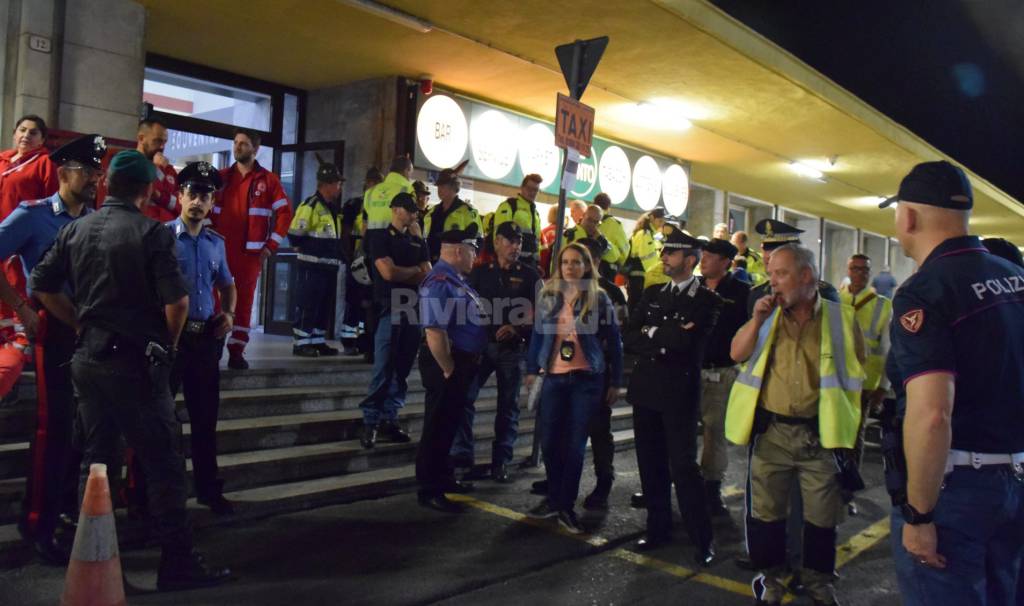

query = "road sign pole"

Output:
[[529, 42, 581, 469]]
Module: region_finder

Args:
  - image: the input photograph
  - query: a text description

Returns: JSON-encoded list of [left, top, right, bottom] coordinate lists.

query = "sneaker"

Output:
[[557, 509, 584, 535], [526, 500, 558, 519]]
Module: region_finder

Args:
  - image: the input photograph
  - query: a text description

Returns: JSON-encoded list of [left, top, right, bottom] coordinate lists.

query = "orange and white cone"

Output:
[[61, 463, 126, 606]]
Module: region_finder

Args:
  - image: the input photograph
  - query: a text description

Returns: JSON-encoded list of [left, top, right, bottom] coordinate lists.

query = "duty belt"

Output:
[[768, 412, 818, 426], [945, 449, 1024, 473], [183, 320, 209, 335]]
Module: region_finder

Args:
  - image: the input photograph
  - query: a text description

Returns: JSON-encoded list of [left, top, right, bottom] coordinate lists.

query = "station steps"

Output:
[[0, 355, 636, 567]]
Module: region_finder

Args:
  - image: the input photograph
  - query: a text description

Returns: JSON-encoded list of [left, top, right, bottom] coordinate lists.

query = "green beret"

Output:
[[108, 150, 157, 183]]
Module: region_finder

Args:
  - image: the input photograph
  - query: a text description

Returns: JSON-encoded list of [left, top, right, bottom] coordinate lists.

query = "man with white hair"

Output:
[[727, 243, 866, 606]]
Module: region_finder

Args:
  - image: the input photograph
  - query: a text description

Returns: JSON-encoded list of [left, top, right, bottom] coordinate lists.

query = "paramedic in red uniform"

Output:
[[214, 128, 293, 369], [0, 115, 58, 343], [95, 118, 179, 222]]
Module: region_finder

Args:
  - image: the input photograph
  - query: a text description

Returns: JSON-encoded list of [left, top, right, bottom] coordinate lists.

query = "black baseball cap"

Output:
[[879, 161, 972, 210], [703, 238, 738, 259], [494, 221, 523, 241], [390, 192, 419, 212], [316, 162, 343, 184]]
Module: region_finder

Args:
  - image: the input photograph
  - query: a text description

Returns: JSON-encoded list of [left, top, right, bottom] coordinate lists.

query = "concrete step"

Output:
[[0, 429, 638, 568]]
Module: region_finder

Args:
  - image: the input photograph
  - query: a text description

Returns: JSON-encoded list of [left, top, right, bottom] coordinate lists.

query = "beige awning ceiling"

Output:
[[136, 0, 1024, 241]]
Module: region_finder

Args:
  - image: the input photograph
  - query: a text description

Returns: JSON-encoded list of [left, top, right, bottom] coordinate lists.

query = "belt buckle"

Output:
[[971, 452, 983, 470]]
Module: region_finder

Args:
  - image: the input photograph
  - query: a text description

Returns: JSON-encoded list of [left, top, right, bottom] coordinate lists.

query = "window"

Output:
[[823, 221, 857, 287], [728, 194, 773, 251], [144, 68, 272, 131]]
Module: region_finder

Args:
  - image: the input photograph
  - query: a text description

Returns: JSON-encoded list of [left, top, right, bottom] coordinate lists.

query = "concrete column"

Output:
[[5, 0, 59, 133], [713, 188, 725, 224], [305, 77, 400, 202], [58, 0, 145, 139]]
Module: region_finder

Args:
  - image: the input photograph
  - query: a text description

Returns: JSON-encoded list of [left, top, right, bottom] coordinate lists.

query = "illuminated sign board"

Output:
[[413, 92, 692, 216]]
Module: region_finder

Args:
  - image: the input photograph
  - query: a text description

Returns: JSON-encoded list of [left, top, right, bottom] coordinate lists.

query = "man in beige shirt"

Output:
[[730, 244, 864, 606]]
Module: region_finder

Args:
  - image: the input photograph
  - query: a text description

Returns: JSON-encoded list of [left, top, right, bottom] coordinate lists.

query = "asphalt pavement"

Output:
[[0, 443, 902, 605]]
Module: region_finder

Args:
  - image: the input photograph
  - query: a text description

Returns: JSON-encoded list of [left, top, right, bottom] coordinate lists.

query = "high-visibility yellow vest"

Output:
[[492, 195, 541, 256], [629, 228, 663, 273], [725, 299, 865, 449], [839, 287, 892, 391], [599, 214, 629, 267], [363, 172, 413, 230], [742, 249, 767, 285]]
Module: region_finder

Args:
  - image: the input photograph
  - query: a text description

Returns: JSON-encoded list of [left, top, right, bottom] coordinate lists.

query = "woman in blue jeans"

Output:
[[524, 243, 623, 533]]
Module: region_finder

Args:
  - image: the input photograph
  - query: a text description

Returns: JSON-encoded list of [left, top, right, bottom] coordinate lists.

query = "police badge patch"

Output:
[[900, 309, 924, 333]]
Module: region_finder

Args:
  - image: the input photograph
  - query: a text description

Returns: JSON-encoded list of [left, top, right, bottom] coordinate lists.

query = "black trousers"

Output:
[[20, 314, 79, 539], [587, 399, 615, 481], [293, 261, 337, 339], [71, 328, 191, 555], [415, 346, 479, 497], [632, 402, 712, 549], [170, 329, 224, 499]]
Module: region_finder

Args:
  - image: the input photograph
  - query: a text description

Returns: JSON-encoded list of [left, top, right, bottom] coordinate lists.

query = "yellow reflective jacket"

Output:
[[493, 195, 541, 258], [725, 299, 865, 448], [288, 193, 344, 266], [838, 286, 892, 391], [363, 172, 413, 231]]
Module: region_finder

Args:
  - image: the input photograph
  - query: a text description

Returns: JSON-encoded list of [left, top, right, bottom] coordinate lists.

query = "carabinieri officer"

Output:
[[0, 134, 104, 563], [167, 161, 237, 515], [746, 219, 839, 317], [879, 161, 1024, 605], [625, 228, 722, 566], [415, 223, 488, 513]]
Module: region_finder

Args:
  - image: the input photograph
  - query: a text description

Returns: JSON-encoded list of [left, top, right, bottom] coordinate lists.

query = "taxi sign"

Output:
[[554, 93, 595, 157]]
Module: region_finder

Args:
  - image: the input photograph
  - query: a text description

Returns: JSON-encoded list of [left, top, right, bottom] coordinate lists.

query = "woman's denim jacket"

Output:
[[525, 288, 623, 387]]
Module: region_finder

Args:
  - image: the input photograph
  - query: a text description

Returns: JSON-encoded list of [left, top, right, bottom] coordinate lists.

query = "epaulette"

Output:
[[204, 226, 225, 240], [19, 198, 49, 208]]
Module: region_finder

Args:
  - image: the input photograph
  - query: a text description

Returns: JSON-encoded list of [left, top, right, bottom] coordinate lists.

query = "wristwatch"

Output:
[[900, 502, 934, 525]]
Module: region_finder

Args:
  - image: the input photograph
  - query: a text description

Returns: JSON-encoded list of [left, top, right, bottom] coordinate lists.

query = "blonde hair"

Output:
[[541, 243, 600, 319], [633, 210, 661, 235]]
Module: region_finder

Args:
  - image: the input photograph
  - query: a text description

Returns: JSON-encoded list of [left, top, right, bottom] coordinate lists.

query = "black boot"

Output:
[[583, 475, 613, 510], [157, 549, 232, 592], [705, 480, 729, 517], [360, 424, 378, 449]]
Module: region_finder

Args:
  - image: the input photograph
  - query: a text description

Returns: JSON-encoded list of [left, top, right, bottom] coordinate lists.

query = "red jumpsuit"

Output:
[[213, 162, 292, 356], [0, 147, 58, 342]]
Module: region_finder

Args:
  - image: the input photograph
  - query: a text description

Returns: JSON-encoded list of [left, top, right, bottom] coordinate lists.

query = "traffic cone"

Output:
[[61, 463, 127, 606]]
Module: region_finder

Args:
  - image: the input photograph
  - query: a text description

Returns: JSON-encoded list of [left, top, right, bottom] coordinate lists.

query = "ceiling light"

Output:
[[338, 0, 433, 33], [789, 161, 825, 181], [632, 102, 692, 131]]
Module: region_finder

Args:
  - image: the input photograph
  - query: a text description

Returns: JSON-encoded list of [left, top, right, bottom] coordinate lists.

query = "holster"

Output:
[[878, 398, 908, 505]]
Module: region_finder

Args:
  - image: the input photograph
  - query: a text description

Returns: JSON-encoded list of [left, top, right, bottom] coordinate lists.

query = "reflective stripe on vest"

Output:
[[857, 294, 891, 390], [725, 299, 864, 448]]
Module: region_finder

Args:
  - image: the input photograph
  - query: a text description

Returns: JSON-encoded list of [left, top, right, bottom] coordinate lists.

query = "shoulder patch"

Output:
[[899, 309, 924, 334]]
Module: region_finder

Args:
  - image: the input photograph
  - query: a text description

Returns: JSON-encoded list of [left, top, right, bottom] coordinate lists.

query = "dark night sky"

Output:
[[710, 0, 1024, 203]]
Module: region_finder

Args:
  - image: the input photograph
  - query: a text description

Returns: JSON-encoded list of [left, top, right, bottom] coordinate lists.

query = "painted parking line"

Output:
[[836, 515, 890, 569], [450, 492, 891, 602], [449, 494, 754, 600]]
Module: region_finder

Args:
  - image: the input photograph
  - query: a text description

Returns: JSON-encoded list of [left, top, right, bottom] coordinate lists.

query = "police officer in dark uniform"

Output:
[[167, 161, 237, 515], [624, 229, 722, 566], [746, 219, 839, 317], [879, 161, 1024, 605], [450, 221, 539, 482], [30, 150, 230, 590], [0, 134, 103, 563], [358, 192, 430, 448], [415, 224, 488, 512], [697, 238, 750, 516]]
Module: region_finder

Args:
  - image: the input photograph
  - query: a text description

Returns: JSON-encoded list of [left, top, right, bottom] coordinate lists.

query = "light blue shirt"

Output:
[[0, 192, 92, 288], [166, 218, 234, 321]]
